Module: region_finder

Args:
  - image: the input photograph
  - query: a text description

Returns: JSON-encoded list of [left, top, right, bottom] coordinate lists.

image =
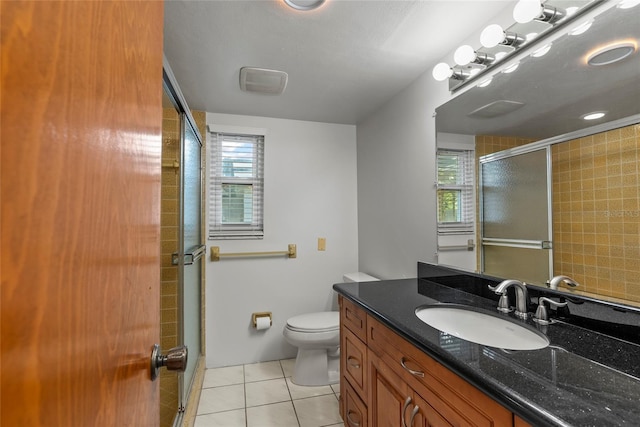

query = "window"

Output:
[[437, 149, 474, 234], [209, 132, 264, 239]]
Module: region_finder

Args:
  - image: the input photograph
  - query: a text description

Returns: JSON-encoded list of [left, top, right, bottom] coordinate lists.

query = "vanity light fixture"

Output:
[[582, 111, 606, 120], [283, 0, 325, 11], [454, 45, 495, 66], [513, 0, 565, 24], [480, 24, 526, 48]]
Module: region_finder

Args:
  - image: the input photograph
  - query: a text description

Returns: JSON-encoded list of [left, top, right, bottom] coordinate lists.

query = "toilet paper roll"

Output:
[[255, 316, 271, 330]]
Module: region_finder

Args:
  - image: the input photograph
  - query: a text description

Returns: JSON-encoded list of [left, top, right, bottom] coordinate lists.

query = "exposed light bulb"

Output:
[[502, 63, 519, 74], [481, 24, 505, 48], [582, 112, 606, 120], [432, 63, 453, 81], [478, 78, 493, 88], [454, 45, 477, 66], [532, 44, 552, 57], [513, 0, 543, 24], [618, 0, 640, 9], [569, 21, 593, 36]]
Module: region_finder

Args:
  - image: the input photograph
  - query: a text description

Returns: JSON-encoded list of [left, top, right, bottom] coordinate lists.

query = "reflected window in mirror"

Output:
[[437, 149, 474, 234]]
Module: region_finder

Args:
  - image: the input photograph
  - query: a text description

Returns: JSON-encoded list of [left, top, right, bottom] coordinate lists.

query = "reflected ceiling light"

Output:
[[478, 78, 493, 88], [432, 63, 454, 81], [513, 0, 565, 24], [481, 24, 525, 48], [587, 41, 637, 66], [454, 44, 495, 66], [569, 20, 593, 36], [618, 0, 640, 9], [502, 62, 519, 73], [582, 112, 606, 120], [283, 0, 325, 11], [532, 44, 552, 57]]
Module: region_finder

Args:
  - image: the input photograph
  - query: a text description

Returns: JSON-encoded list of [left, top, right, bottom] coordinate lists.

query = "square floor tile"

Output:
[[244, 360, 284, 383], [247, 401, 299, 427], [280, 358, 296, 378], [246, 378, 291, 407], [330, 383, 340, 395], [197, 384, 245, 415], [286, 377, 333, 400], [194, 409, 246, 427], [293, 394, 342, 427], [203, 365, 244, 388]]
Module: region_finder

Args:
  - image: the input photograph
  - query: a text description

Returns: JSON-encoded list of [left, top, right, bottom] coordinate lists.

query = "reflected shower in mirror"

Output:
[[435, 2, 640, 306]]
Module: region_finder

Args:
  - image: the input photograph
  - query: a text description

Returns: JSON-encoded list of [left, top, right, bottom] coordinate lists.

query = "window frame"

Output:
[[436, 149, 475, 234], [208, 131, 265, 240]]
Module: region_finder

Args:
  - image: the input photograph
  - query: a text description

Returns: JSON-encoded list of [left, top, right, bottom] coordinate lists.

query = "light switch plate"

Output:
[[318, 238, 326, 251]]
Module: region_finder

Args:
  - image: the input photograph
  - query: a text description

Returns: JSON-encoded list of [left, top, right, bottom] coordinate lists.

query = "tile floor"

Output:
[[194, 359, 343, 427]]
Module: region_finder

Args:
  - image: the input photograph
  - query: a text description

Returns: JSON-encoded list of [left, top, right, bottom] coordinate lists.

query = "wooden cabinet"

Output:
[[339, 295, 517, 427]]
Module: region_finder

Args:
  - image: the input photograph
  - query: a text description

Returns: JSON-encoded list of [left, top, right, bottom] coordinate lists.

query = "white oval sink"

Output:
[[415, 305, 549, 350]]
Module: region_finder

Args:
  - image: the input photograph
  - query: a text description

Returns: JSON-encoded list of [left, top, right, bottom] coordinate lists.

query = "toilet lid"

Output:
[[286, 311, 339, 332]]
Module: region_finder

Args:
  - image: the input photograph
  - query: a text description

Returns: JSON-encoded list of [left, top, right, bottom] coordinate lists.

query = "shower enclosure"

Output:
[[160, 58, 205, 427]]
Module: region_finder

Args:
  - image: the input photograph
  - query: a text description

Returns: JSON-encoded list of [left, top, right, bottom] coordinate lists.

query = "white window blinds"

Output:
[[209, 132, 264, 239], [437, 149, 474, 234]]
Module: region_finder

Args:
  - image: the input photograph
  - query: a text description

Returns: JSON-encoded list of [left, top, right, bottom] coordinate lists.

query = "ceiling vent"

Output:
[[239, 67, 288, 95], [467, 100, 525, 118]]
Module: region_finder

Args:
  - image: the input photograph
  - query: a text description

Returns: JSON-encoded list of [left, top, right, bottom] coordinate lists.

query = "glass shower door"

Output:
[[179, 117, 203, 406], [480, 148, 553, 285]]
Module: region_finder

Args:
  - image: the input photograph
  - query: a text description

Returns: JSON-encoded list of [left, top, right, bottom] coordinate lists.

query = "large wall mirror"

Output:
[[435, 2, 640, 307]]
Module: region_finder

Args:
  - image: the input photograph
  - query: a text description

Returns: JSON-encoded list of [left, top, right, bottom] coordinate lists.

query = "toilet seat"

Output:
[[286, 312, 339, 333]]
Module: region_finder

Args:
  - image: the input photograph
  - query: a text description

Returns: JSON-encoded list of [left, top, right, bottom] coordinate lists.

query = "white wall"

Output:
[[205, 113, 359, 368], [356, 70, 451, 279]]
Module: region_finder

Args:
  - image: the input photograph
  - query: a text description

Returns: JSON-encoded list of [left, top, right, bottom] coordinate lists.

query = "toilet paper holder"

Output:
[[252, 312, 272, 328]]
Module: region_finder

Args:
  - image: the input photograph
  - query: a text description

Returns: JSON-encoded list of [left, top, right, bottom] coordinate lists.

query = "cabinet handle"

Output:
[[347, 356, 361, 369], [400, 357, 425, 377], [346, 410, 361, 427], [401, 396, 412, 427], [409, 405, 420, 426]]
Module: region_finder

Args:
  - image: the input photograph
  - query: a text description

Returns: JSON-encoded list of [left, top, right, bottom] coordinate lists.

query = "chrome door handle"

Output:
[[150, 344, 188, 381], [347, 356, 361, 369], [409, 405, 420, 426], [400, 357, 425, 377], [172, 244, 206, 265], [346, 410, 361, 427], [401, 396, 412, 427]]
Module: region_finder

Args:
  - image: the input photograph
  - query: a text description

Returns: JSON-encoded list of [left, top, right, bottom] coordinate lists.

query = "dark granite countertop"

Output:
[[333, 264, 640, 427]]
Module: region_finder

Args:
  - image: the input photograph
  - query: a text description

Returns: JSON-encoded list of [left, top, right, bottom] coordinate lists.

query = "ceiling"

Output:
[[163, 0, 514, 125]]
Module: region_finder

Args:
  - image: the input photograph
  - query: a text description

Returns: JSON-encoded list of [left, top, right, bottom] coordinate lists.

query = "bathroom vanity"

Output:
[[334, 263, 640, 427]]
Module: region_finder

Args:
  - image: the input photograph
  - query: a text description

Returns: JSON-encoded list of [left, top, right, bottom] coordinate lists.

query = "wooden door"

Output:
[[1, 1, 164, 425], [369, 350, 413, 427]]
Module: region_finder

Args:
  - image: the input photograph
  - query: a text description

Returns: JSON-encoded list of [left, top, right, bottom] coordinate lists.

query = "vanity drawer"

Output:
[[367, 314, 512, 427], [340, 295, 367, 342], [342, 326, 367, 398], [343, 380, 368, 427]]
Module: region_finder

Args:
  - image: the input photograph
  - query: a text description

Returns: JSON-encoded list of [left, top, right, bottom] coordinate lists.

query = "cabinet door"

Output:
[[411, 393, 453, 427], [369, 349, 413, 427], [343, 327, 367, 397], [344, 381, 368, 427]]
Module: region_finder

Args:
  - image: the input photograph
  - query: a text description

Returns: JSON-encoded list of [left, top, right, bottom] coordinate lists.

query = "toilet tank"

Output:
[[343, 272, 379, 282]]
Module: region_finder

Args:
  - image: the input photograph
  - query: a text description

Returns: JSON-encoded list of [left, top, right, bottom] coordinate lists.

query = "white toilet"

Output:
[[283, 272, 379, 386]]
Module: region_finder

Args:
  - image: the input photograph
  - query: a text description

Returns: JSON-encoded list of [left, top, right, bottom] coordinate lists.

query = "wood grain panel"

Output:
[[1, 1, 164, 425]]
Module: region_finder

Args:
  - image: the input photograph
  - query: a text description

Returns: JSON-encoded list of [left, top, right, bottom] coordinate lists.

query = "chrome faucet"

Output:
[[489, 279, 529, 319], [547, 275, 580, 290]]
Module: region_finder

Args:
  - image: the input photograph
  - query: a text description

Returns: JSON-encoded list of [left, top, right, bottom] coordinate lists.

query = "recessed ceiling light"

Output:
[[587, 41, 637, 66], [582, 112, 606, 120], [284, 0, 325, 11]]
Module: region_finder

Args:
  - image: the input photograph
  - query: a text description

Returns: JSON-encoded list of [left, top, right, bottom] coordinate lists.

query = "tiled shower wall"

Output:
[[552, 124, 640, 303], [475, 124, 640, 304], [160, 109, 207, 427]]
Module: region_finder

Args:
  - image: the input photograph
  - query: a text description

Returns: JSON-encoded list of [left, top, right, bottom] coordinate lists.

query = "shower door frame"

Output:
[[162, 56, 204, 426]]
